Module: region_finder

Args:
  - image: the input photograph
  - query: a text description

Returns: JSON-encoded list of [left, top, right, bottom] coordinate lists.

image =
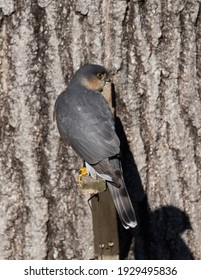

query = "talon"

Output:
[[79, 167, 88, 176], [77, 167, 88, 187]]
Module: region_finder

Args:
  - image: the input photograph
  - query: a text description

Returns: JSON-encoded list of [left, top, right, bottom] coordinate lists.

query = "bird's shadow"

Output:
[[112, 84, 194, 260]]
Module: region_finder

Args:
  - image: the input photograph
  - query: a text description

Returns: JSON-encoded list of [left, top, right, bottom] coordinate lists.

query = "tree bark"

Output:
[[0, 0, 200, 259]]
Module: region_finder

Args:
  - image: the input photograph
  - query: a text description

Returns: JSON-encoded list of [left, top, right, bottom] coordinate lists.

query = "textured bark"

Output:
[[0, 0, 200, 259]]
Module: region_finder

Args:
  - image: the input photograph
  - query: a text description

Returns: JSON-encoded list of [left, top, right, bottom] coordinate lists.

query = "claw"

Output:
[[77, 167, 88, 187]]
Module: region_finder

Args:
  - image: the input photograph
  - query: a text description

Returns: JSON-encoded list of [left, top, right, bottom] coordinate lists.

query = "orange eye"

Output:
[[96, 73, 104, 79]]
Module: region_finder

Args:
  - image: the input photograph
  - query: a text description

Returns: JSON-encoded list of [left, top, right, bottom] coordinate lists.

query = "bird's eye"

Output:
[[96, 73, 104, 79]]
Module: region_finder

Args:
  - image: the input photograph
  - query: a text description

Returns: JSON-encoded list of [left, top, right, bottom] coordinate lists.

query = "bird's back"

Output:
[[55, 85, 120, 164]]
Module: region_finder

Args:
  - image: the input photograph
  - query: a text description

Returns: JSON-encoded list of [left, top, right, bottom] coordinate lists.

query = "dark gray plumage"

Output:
[[55, 64, 137, 229]]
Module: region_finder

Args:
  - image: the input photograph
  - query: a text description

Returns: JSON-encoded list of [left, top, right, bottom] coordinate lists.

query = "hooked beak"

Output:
[[105, 73, 111, 83]]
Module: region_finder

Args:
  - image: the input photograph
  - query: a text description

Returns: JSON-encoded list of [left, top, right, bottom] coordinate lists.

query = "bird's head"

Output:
[[74, 64, 110, 92]]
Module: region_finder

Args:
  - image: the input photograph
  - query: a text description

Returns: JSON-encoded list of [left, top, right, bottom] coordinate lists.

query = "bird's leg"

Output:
[[77, 167, 88, 187]]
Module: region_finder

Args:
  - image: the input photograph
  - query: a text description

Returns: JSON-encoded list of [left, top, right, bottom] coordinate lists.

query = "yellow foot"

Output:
[[77, 167, 88, 187]]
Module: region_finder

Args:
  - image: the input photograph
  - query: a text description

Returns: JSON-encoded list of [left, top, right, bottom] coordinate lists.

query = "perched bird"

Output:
[[54, 64, 137, 229]]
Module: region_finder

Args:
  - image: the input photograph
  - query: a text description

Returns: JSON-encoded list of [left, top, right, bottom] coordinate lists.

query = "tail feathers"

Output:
[[107, 181, 137, 229], [85, 159, 137, 229]]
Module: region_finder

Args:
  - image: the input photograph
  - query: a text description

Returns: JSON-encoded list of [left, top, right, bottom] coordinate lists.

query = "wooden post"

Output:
[[79, 82, 119, 260]]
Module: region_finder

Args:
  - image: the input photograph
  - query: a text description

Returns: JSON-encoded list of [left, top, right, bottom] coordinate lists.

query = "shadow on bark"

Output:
[[112, 85, 194, 260]]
